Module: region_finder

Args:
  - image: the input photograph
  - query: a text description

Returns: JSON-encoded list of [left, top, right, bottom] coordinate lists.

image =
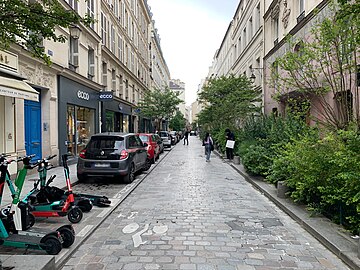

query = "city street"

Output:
[[61, 136, 349, 270]]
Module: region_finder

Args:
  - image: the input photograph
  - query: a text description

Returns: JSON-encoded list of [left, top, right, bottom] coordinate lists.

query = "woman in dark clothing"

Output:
[[203, 132, 213, 162], [225, 128, 235, 160]]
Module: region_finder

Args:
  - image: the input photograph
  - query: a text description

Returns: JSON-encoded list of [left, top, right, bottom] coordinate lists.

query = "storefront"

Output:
[[0, 50, 39, 174], [58, 76, 99, 160], [101, 99, 132, 133]]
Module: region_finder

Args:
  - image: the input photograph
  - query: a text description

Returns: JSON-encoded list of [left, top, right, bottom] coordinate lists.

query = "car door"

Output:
[[128, 135, 139, 169], [134, 135, 147, 169]]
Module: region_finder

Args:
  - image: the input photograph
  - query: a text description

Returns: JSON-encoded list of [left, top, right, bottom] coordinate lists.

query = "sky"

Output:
[[147, 0, 239, 106]]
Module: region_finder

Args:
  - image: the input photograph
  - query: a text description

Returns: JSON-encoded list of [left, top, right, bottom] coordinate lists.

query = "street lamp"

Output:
[[250, 67, 264, 82], [69, 24, 82, 39]]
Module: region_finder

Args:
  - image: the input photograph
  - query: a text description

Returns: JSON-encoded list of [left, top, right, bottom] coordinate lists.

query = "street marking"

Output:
[[164, 173, 171, 183], [153, 224, 168, 234], [97, 207, 113, 218], [128, 211, 138, 219], [122, 223, 139, 234], [77, 225, 94, 237], [133, 224, 149, 247], [109, 198, 120, 207]]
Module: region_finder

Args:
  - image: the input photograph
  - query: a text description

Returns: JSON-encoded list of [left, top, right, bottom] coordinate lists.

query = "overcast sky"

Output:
[[147, 0, 239, 106]]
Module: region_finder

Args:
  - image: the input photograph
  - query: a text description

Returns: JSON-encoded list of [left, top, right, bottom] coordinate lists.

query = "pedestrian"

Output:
[[225, 128, 235, 160], [203, 132, 213, 162], [183, 129, 189, 145]]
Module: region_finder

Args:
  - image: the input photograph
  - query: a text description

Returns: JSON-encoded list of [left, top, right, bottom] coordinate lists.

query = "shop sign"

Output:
[[99, 91, 113, 101], [77, 90, 90, 100], [0, 50, 18, 72]]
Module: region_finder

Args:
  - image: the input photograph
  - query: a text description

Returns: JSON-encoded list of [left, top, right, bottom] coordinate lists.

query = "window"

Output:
[[102, 62, 108, 87], [110, 25, 115, 53], [243, 28, 247, 48], [111, 69, 116, 91], [101, 13, 107, 46], [125, 80, 129, 100], [119, 74, 123, 97], [273, 17, 279, 44], [118, 35, 123, 62], [248, 17, 253, 40], [87, 0, 95, 29], [299, 0, 304, 13], [88, 48, 95, 79], [256, 4, 261, 31], [66, 0, 78, 11], [69, 37, 79, 70]]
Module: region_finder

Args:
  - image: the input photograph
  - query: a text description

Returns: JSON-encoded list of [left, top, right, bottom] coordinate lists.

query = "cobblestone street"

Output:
[[62, 136, 350, 270]]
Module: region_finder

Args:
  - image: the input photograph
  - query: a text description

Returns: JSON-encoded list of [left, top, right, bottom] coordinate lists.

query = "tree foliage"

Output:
[[0, 0, 92, 65], [271, 0, 360, 130], [169, 110, 186, 131], [197, 74, 262, 132], [138, 87, 182, 131]]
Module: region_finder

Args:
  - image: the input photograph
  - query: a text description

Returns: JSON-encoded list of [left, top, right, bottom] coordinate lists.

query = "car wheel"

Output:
[[123, 163, 135, 184], [144, 158, 151, 171], [77, 173, 87, 182]]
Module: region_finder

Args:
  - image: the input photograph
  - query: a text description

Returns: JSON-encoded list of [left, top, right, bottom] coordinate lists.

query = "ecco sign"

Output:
[[99, 91, 113, 101], [77, 90, 90, 100]]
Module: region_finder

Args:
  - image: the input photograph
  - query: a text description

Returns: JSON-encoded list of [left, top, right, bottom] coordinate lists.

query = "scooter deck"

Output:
[[2, 233, 42, 245], [75, 194, 111, 207]]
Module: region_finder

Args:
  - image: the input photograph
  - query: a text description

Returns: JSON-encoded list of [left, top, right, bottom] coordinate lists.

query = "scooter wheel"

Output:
[[42, 235, 62, 255], [78, 200, 93, 212], [57, 227, 75, 248], [28, 213, 35, 227], [68, 207, 83, 223]]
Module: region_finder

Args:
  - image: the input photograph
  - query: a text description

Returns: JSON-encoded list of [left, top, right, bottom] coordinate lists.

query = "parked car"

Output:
[[77, 133, 148, 184], [138, 133, 160, 171], [159, 131, 172, 148], [154, 133, 164, 154]]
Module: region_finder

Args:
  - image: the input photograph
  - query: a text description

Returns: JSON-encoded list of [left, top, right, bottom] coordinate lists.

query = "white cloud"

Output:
[[147, 0, 237, 106]]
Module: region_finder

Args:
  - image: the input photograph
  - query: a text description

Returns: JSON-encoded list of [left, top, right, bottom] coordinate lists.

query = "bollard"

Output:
[[277, 181, 289, 198], [233, 156, 240, 165]]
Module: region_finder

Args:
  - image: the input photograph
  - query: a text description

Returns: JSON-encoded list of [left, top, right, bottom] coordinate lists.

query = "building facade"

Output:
[[169, 79, 186, 118]]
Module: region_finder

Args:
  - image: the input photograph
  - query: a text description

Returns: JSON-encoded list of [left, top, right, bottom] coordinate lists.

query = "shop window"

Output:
[[66, 105, 95, 156], [106, 111, 115, 132]]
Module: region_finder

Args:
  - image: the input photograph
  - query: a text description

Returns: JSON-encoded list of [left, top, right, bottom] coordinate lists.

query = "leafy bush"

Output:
[[241, 144, 273, 176], [269, 130, 360, 233]]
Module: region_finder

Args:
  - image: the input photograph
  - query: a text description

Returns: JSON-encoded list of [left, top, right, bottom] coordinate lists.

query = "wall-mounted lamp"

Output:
[[69, 24, 82, 39], [250, 67, 264, 82]]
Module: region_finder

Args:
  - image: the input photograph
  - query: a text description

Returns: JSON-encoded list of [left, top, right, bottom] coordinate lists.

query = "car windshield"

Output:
[[139, 135, 149, 142], [87, 136, 124, 151], [159, 132, 168, 137]]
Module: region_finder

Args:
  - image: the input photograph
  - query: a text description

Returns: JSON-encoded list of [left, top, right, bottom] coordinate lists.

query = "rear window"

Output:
[[87, 136, 124, 151], [139, 135, 149, 142], [159, 132, 168, 137]]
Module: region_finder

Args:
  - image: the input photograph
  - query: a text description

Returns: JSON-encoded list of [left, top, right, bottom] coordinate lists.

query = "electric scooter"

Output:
[[24, 154, 93, 213], [21, 156, 83, 224], [0, 154, 63, 254], [0, 153, 76, 249], [61, 154, 111, 207]]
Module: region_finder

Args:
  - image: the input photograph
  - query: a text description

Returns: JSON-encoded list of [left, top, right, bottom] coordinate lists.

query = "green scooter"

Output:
[[0, 154, 74, 253]]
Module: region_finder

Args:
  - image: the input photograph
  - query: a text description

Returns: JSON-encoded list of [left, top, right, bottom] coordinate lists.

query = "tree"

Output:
[[169, 110, 186, 131], [137, 87, 183, 131], [0, 0, 92, 65], [271, 1, 360, 130], [197, 74, 262, 132]]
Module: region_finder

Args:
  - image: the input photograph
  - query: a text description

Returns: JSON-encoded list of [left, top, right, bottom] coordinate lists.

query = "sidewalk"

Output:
[[214, 150, 360, 270]]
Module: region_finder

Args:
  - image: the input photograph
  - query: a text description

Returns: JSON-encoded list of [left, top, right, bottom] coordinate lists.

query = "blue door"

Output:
[[25, 99, 42, 161]]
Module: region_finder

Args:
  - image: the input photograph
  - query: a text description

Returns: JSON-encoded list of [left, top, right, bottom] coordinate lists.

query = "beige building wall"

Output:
[[169, 79, 186, 118]]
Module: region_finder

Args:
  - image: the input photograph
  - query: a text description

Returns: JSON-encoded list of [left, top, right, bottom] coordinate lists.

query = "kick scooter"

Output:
[[0, 154, 63, 254], [24, 154, 93, 213]]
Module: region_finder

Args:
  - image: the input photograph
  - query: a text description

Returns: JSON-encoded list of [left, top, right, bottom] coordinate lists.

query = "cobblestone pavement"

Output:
[[62, 136, 350, 270]]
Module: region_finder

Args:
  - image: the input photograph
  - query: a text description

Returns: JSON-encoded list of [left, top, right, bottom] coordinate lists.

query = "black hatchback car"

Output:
[[77, 133, 148, 183]]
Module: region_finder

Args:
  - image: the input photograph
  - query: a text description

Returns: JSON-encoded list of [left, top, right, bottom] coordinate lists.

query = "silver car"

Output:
[[159, 131, 172, 148]]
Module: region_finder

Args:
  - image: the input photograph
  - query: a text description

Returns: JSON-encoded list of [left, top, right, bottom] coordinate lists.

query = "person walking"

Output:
[[183, 129, 189, 145], [203, 132, 213, 162], [225, 128, 235, 160]]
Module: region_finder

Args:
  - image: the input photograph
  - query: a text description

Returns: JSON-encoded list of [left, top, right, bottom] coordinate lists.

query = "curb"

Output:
[[212, 149, 360, 270]]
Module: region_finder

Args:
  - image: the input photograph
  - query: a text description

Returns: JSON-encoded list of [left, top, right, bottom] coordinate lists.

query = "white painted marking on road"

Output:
[[153, 224, 168, 234], [128, 211, 138, 219], [77, 225, 94, 237], [122, 223, 139, 234], [109, 198, 120, 207], [117, 212, 126, 218], [133, 224, 149, 247], [164, 173, 171, 183], [97, 207, 113, 218]]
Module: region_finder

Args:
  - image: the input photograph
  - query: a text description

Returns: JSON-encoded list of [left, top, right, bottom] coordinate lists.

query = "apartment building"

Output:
[[149, 21, 171, 91], [0, 0, 158, 166], [263, 0, 326, 119], [169, 79, 186, 118]]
